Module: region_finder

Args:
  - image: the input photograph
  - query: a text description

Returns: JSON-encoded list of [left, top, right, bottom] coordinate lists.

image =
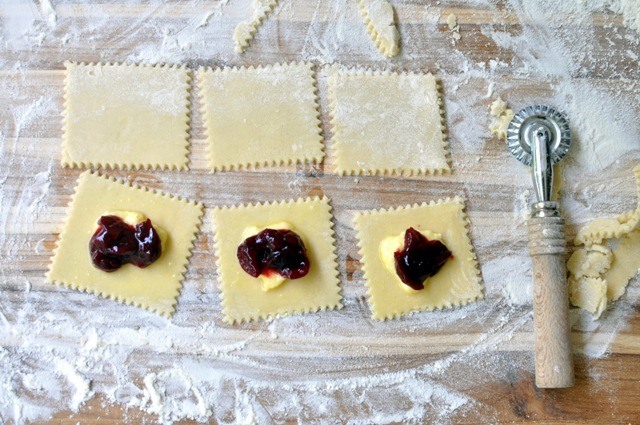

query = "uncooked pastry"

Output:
[[489, 97, 514, 141], [354, 197, 483, 320], [328, 69, 449, 175], [233, 0, 277, 53], [574, 165, 640, 246], [566, 244, 612, 280], [211, 197, 341, 323], [603, 230, 640, 301], [47, 171, 203, 317], [357, 0, 400, 58], [568, 164, 640, 317], [198, 62, 323, 171], [447, 13, 461, 40], [62, 62, 192, 170], [568, 277, 607, 319], [574, 210, 639, 246]]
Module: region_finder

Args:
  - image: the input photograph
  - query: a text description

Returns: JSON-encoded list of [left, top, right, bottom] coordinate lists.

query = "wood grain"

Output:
[[1, 0, 640, 423], [529, 215, 574, 388]]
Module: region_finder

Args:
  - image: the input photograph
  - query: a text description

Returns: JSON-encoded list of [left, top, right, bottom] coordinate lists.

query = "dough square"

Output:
[[211, 197, 342, 323], [197, 62, 324, 171], [46, 171, 203, 317], [354, 197, 482, 320], [62, 62, 192, 170], [328, 70, 450, 175]]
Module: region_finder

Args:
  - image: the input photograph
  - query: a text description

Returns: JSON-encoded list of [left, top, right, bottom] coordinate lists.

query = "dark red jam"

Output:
[[237, 228, 310, 280], [394, 227, 452, 290], [89, 215, 162, 272]]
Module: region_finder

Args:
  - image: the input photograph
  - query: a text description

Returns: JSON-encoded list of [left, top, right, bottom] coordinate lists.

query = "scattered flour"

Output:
[[610, 0, 640, 33]]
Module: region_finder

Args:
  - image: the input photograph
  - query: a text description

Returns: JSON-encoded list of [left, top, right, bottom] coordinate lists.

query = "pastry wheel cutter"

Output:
[[506, 105, 574, 388]]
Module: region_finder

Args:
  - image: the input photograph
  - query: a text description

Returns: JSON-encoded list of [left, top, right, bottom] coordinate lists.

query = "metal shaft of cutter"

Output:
[[531, 125, 553, 204]]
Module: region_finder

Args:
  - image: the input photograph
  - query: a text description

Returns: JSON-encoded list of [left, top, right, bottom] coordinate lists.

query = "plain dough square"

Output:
[[46, 171, 203, 317], [354, 197, 482, 320], [62, 62, 192, 170], [211, 197, 342, 323], [198, 62, 324, 171], [329, 70, 449, 175]]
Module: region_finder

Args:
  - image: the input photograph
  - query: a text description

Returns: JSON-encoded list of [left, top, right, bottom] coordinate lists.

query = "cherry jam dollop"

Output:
[[237, 229, 310, 280], [394, 227, 452, 290], [89, 215, 162, 272]]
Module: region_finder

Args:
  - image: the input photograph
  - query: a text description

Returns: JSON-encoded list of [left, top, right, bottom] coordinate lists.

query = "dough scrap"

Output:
[[233, 0, 277, 53], [211, 197, 342, 323], [568, 277, 607, 319], [328, 69, 449, 176], [354, 197, 483, 320], [198, 62, 323, 171], [62, 62, 192, 170], [574, 165, 640, 246], [566, 244, 612, 280], [447, 13, 461, 40], [568, 164, 640, 317], [46, 171, 203, 317], [357, 0, 400, 58], [488, 97, 514, 141], [603, 230, 640, 301]]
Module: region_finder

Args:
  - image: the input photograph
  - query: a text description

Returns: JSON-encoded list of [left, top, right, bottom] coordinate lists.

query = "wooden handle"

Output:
[[528, 216, 575, 388]]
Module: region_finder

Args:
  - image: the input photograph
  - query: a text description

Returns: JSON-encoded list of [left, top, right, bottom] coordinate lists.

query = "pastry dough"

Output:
[[357, 0, 400, 58], [489, 97, 514, 141], [46, 171, 203, 317], [62, 62, 192, 170], [211, 197, 341, 323], [354, 197, 483, 320], [566, 244, 612, 280], [198, 62, 324, 171], [568, 165, 640, 317], [233, 0, 277, 53], [603, 230, 640, 301], [328, 69, 449, 175], [447, 13, 461, 40], [574, 165, 640, 246], [568, 277, 607, 319]]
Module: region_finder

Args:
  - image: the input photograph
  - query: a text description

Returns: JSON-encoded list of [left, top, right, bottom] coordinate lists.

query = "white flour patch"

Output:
[[483, 256, 533, 306], [53, 359, 92, 412], [611, 0, 640, 33]]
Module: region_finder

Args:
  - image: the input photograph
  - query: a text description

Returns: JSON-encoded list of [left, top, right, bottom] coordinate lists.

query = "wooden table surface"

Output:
[[1, 1, 640, 423]]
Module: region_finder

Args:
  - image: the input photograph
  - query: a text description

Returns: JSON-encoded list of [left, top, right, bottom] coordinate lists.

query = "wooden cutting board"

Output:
[[1, 1, 639, 423]]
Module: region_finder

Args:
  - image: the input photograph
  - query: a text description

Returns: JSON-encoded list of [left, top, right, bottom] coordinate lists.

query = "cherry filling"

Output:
[[89, 215, 162, 272], [394, 227, 452, 290], [237, 229, 310, 280]]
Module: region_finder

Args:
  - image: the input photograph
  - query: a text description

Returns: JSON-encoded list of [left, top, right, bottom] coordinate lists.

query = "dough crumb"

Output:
[[488, 97, 514, 141], [485, 81, 496, 99], [447, 13, 461, 40]]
